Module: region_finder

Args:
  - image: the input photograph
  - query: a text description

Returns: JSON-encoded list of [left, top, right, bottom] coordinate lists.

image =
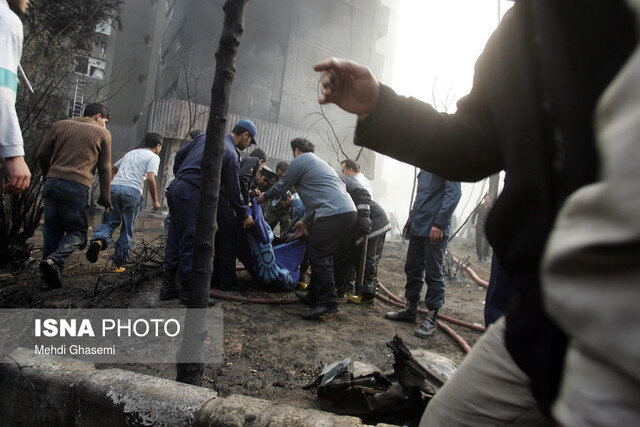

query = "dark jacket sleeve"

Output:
[[354, 15, 510, 182], [404, 210, 412, 230], [433, 180, 462, 231], [340, 175, 371, 208], [222, 151, 248, 219], [173, 139, 195, 174], [239, 157, 259, 205]]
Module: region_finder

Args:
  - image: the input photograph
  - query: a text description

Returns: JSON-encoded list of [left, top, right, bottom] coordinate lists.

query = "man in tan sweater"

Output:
[[37, 103, 112, 290]]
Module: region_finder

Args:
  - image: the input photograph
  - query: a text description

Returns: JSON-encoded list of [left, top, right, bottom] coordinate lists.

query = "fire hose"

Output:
[[449, 255, 489, 289], [209, 291, 299, 304], [464, 265, 489, 289]]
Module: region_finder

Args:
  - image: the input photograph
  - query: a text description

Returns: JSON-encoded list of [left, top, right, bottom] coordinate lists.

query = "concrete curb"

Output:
[[0, 347, 216, 425], [0, 347, 369, 426], [196, 394, 364, 426]]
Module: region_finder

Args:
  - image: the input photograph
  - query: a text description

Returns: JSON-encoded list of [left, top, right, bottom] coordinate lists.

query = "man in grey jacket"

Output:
[[257, 137, 356, 319]]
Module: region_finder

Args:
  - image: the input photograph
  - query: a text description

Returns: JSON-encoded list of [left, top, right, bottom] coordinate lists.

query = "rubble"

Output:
[[304, 335, 457, 423]]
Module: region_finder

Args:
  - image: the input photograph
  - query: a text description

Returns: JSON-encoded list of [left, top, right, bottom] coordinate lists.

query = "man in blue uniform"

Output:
[[212, 121, 258, 291], [160, 120, 258, 302], [385, 170, 461, 338]]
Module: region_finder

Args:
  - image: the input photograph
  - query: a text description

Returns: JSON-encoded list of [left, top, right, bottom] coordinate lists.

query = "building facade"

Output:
[[99, 0, 390, 205]]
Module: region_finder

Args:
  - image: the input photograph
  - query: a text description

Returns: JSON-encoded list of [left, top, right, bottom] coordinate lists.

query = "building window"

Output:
[[144, 35, 152, 45], [75, 56, 107, 80], [74, 56, 89, 74], [95, 20, 112, 36]]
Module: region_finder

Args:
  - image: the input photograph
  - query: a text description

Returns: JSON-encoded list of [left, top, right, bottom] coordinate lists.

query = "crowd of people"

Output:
[[26, 95, 460, 331], [2, 0, 639, 424]]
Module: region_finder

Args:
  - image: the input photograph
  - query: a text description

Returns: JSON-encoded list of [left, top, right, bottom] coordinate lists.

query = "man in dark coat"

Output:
[[314, 1, 636, 423], [161, 120, 257, 302]]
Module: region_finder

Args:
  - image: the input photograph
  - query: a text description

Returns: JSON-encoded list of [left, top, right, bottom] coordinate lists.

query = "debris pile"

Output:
[[304, 335, 457, 424]]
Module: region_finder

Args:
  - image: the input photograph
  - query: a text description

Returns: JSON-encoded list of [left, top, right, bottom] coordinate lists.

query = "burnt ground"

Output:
[[0, 217, 490, 415]]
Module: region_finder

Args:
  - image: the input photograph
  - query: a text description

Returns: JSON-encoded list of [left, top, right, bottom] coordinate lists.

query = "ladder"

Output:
[[72, 78, 84, 117]]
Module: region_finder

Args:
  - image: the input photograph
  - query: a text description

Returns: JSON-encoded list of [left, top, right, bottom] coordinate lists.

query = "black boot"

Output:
[[301, 304, 340, 320], [159, 269, 179, 300], [384, 299, 417, 323], [295, 290, 315, 307], [179, 280, 215, 306], [415, 309, 438, 338]]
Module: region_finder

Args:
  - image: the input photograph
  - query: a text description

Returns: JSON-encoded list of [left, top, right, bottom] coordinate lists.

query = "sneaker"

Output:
[[297, 281, 308, 290], [86, 239, 105, 263], [110, 266, 126, 273], [40, 259, 62, 290]]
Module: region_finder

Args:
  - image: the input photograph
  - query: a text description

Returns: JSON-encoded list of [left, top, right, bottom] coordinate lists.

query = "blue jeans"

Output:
[[404, 235, 448, 310], [42, 178, 89, 268], [163, 179, 199, 282], [91, 185, 142, 265]]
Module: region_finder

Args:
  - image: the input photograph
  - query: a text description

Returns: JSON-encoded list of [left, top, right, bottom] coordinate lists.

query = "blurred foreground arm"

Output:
[[542, 24, 640, 426], [313, 58, 380, 119]]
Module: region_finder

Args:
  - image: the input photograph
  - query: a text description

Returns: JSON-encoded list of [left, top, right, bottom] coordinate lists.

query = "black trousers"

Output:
[[334, 230, 360, 295], [308, 211, 357, 308], [361, 233, 386, 296], [334, 232, 387, 296], [212, 201, 240, 289]]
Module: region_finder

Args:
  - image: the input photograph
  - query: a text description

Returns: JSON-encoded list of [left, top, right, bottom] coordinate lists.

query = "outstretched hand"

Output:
[[313, 57, 380, 118]]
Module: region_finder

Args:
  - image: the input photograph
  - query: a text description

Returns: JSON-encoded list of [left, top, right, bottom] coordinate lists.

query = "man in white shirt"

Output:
[[86, 132, 163, 271], [341, 158, 373, 197], [0, 0, 31, 194]]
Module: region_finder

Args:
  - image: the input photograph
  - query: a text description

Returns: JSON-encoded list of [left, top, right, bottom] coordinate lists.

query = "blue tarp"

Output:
[[236, 199, 306, 291]]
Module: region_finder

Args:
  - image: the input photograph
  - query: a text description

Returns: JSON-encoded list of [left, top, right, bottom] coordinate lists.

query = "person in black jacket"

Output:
[[238, 147, 268, 205], [333, 175, 390, 304], [314, 1, 636, 424]]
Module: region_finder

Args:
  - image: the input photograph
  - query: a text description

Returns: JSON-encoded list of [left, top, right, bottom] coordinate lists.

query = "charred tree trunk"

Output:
[[176, 0, 250, 386]]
